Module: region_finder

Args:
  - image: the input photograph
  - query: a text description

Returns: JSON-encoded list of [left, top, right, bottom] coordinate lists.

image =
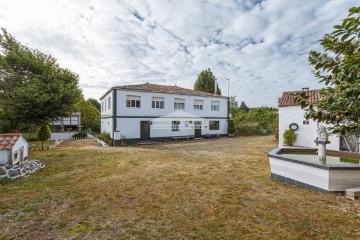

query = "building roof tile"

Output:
[[100, 83, 228, 99], [278, 89, 320, 107], [0, 134, 21, 150]]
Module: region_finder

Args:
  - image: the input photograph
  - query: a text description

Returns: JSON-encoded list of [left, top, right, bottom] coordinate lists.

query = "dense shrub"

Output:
[[273, 126, 279, 140], [97, 132, 111, 143], [232, 107, 278, 136], [283, 129, 297, 146], [228, 119, 235, 134], [234, 122, 261, 135], [76, 99, 100, 133], [72, 130, 87, 139]]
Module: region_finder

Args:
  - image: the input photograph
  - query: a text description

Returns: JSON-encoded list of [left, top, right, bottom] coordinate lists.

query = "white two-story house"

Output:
[[100, 83, 229, 144]]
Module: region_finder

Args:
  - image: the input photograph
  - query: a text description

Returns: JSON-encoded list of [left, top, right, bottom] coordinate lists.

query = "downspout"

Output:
[[112, 89, 117, 138]]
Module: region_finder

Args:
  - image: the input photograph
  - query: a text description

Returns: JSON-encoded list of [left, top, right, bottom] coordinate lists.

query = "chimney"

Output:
[[302, 87, 309, 91]]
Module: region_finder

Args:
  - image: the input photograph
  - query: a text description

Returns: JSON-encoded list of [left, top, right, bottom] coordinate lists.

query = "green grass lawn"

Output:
[[0, 136, 359, 239], [28, 140, 55, 150]]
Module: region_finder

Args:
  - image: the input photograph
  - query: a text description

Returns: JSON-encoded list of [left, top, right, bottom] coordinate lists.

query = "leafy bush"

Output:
[[75, 99, 100, 132], [228, 119, 235, 134], [283, 129, 297, 146], [234, 122, 261, 135], [97, 132, 111, 143], [273, 126, 279, 140], [72, 130, 87, 139], [232, 107, 278, 136]]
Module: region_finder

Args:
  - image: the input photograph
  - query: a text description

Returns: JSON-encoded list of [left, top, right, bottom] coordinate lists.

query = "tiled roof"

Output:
[[0, 134, 21, 150], [100, 83, 227, 99], [278, 89, 320, 107]]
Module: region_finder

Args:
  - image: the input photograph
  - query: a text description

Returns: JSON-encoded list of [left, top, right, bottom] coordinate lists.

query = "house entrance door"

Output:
[[19, 147, 24, 162], [194, 121, 202, 138], [140, 121, 150, 141]]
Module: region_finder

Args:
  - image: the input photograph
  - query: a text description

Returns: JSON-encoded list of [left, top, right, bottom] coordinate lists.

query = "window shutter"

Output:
[[174, 98, 185, 103], [126, 95, 141, 101]]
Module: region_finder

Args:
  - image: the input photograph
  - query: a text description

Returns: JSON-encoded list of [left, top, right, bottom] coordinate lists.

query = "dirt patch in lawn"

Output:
[[0, 136, 359, 239]]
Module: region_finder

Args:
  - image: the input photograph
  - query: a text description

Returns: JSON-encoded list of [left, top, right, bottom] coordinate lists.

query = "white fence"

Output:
[[50, 132, 78, 140]]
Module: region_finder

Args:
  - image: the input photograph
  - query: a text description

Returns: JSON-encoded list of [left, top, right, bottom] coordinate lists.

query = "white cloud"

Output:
[[0, 0, 358, 106]]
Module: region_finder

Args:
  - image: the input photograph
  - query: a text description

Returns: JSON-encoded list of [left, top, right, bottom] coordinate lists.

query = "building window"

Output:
[[108, 97, 111, 110], [101, 102, 104, 111], [174, 98, 185, 110], [152, 97, 164, 109], [303, 120, 309, 125], [14, 151, 18, 160], [194, 100, 203, 110], [172, 121, 180, 131], [211, 101, 220, 111], [126, 95, 141, 108], [209, 121, 220, 130], [105, 99, 107, 110]]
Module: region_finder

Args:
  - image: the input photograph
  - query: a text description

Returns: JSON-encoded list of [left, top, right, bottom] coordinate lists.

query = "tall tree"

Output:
[[76, 99, 100, 132], [194, 68, 222, 95], [0, 28, 82, 131], [297, 7, 360, 135], [87, 98, 101, 111]]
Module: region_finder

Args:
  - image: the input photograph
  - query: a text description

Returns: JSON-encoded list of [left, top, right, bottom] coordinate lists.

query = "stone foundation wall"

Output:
[[0, 160, 45, 179]]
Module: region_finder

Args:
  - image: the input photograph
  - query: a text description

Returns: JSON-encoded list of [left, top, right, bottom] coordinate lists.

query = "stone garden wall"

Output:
[[0, 160, 45, 179]]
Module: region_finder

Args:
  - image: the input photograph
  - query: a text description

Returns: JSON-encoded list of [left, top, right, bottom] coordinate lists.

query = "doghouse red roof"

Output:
[[0, 134, 21, 150]]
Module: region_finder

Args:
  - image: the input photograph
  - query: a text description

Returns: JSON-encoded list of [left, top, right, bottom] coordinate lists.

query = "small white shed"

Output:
[[0, 134, 29, 165], [278, 89, 340, 151]]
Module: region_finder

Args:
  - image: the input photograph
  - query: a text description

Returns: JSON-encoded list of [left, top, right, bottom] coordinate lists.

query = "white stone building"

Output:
[[100, 83, 229, 144], [278, 88, 341, 151], [0, 134, 28, 165]]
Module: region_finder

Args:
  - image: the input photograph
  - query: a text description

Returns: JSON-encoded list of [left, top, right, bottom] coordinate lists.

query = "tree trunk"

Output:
[[41, 141, 44, 151]]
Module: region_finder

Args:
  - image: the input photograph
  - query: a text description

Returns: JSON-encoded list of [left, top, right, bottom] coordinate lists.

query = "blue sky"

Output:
[[0, 0, 357, 107]]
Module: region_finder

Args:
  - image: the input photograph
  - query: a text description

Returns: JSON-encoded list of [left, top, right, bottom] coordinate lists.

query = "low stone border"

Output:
[[96, 138, 109, 147], [0, 160, 45, 179], [48, 139, 64, 150]]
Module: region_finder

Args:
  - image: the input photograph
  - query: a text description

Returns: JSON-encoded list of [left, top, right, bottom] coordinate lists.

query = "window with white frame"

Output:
[[152, 97, 164, 109], [194, 100, 203, 110], [101, 101, 104, 111], [174, 98, 185, 109], [172, 121, 180, 131], [211, 101, 220, 111], [209, 121, 220, 130], [108, 97, 111, 110], [105, 99, 107, 110], [126, 95, 141, 108]]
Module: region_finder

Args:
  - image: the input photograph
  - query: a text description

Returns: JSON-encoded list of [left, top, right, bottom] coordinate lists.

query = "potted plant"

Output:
[[120, 134, 127, 146], [283, 129, 297, 146]]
